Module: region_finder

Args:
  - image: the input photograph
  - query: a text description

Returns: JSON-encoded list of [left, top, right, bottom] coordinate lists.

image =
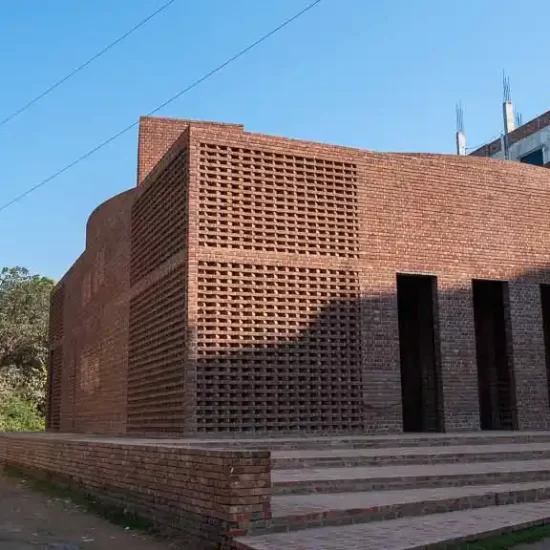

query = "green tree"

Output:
[[0, 267, 54, 427], [0, 387, 45, 431]]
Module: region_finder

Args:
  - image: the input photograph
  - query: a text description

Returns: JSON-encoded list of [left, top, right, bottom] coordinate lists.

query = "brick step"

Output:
[[271, 442, 550, 469], [250, 480, 550, 535], [272, 458, 550, 495], [235, 500, 550, 550], [191, 431, 550, 451]]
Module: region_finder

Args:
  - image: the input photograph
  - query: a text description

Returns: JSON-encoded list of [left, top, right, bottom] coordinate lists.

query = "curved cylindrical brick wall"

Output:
[[48, 188, 137, 434]]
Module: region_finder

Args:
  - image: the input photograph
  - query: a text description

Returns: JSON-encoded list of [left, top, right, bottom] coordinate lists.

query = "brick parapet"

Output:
[[137, 116, 244, 186]]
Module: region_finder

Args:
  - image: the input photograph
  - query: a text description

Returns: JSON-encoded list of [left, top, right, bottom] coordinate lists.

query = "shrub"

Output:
[[0, 390, 45, 432]]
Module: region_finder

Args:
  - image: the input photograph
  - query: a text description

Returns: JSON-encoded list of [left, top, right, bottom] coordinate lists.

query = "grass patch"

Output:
[[2, 464, 154, 533], [449, 522, 550, 549]]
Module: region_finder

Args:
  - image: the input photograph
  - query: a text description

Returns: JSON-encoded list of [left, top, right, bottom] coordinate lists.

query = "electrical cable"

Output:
[[465, 132, 502, 151], [0, 0, 322, 214], [0, 0, 178, 129]]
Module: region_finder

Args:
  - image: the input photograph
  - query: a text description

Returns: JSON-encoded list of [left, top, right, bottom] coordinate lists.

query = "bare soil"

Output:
[[0, 472, 175, 550]]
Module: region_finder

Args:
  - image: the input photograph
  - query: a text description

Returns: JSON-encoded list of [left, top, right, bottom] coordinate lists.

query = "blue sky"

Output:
[[1, 0, 549, 280]]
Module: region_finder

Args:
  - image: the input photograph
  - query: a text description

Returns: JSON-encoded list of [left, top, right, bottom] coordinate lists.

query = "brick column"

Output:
[[438, 276, 480, 431], [360, 272, 402, 433], [185, 129, 200, 434], [508, 281, 550, 430]]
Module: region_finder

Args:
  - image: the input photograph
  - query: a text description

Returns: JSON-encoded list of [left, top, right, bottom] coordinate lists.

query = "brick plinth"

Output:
[[0, 434, 271, 549]]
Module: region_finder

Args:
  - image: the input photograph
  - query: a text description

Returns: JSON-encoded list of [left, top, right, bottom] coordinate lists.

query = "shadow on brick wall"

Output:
[[192, 267, 550, 434]]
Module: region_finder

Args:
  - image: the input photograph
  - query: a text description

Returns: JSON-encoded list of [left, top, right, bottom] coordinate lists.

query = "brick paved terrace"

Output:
[[3, 431, 550, 549]]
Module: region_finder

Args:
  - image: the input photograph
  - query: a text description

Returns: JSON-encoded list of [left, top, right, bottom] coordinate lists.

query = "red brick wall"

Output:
[[189, 134, 363, 432], [127, 266, 187, 433], [186, 125, 550, 433], [0, 433, 271, 549], [47, 285, 64, 430], [48, 188, 136, 434], [127, 131, 190, 434], [136, 116, 243, 186], [49, 116, 550, 435]]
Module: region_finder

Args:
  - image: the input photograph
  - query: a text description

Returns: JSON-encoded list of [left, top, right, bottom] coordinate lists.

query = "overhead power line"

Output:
[[0, 0, 322, 214], [465, 132, 502, 151], [0, 0, 178, 129]]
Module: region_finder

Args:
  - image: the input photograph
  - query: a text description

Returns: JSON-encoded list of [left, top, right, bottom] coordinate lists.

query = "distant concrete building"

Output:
[[469, 108, 550, 166], [466, 88, 550, 168], [455, 75, 550, 167]]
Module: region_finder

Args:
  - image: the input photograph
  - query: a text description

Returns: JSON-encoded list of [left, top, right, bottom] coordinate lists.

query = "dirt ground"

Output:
[[0, 472, 175, 550]]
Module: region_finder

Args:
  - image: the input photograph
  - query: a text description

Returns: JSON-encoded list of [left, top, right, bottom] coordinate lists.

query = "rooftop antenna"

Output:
[[515, 111, 523, 128], [502, 71, 515, 160], [455, 102, 466, 155]]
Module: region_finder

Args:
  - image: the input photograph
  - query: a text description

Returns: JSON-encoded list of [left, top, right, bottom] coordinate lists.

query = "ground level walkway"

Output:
[[0, 473, 172, 550]]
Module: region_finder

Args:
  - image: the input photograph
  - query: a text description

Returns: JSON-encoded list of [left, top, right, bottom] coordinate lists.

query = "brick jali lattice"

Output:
[[195, 262, 362, 432], [197, 143, 359, 257]]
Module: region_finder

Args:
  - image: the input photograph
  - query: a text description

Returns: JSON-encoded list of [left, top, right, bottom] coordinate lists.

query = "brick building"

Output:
[[47, 115, 550, 436]]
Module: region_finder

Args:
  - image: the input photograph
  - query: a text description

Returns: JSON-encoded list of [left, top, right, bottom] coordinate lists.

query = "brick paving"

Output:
[[272, 442, 550, 460], [273, 458, 550, 485], [271, 442, 550, 468], [9, 430, 550, 448], [236, 501, 550, 550]]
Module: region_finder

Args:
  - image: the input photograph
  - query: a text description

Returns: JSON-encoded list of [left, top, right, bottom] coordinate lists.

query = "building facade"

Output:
[[470, 108, 550, 167], [47, 116, 550, 436]]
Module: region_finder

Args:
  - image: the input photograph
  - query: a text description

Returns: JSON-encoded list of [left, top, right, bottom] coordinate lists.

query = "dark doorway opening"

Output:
[[540, 285, 550, 410], [397, 274, 443, 433], [472, 280, 517, 430]]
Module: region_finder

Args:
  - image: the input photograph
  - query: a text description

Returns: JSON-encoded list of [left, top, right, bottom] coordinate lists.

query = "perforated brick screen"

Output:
[[195, 262, 363, 432], [130, 149, 188, 285], [47, 286, 65, 431], [48, 285, 64, 343], [48, 348, 63, 431], [127, 266, 187, 433], [198, 143, 359, 257]]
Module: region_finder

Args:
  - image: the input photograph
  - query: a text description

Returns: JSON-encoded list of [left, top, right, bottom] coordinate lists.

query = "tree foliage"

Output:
[[0, 267, 54, 430], [0, 387, 45, 432]]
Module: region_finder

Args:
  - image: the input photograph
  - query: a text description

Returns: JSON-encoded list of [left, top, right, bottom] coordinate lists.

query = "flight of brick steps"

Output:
[[217, 432, 550, 550]]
